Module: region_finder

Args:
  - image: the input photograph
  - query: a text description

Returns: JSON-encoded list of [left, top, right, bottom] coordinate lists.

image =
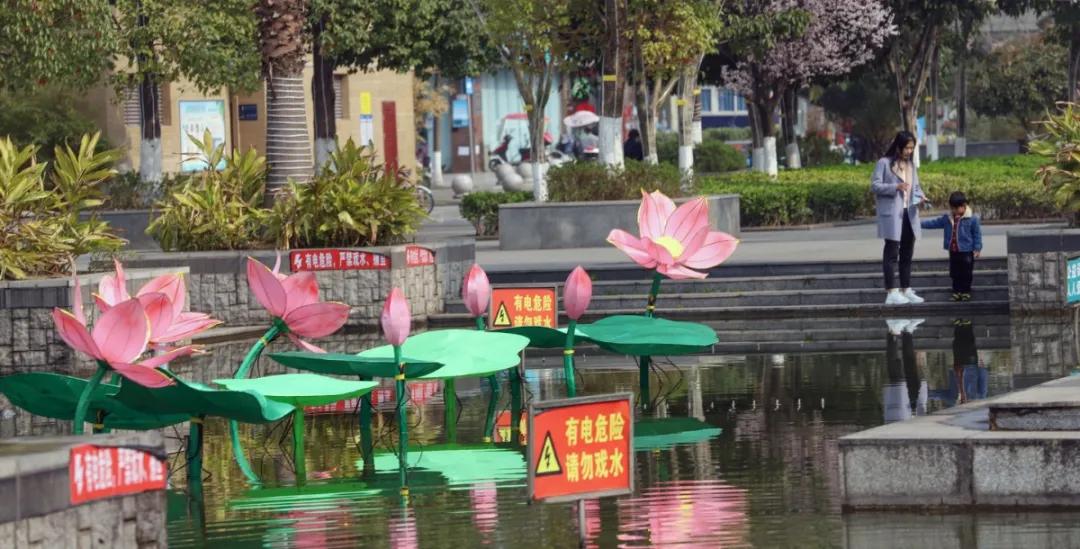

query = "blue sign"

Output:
[[238, 104, 258, 121], [1068, 256, 1080, 305], [464, 77, 474, 96], [451, 96, 469, 128]]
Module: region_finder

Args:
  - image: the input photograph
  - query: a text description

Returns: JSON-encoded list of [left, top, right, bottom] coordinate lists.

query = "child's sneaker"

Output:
[[951, 292, 962, 302], [960, 293, 972, 302]]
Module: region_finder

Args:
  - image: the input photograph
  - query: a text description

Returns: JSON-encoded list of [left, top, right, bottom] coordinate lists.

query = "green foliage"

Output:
[[818, 68, 899, 161], [969, 35, 1067, 133], [0, 1, 117, 92], [147, 131, 269, 251], [0, 133, 124, 279], [0, 89, 105, 164], [699, 155, 1055, 226], [1031, 103, 1080, 222], [267, 140, 426, 248], [547, 160, 683, 203], [797, 135, 844, 168], [657, 133, 746, 173], [703, 127, 751, 142], [459, 191, 533, 236]]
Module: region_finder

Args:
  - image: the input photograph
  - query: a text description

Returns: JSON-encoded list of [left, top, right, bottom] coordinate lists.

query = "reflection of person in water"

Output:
[[929, 319, 988, 407], [882, 319, 927, 423]]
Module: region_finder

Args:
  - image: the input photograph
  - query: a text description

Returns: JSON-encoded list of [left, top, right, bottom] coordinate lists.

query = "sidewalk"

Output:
[[472, 221, 1065, 272]]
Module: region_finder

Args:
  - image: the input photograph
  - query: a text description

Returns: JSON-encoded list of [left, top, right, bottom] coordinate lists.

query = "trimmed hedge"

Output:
[[460, 191, 532, 236], [547, 160, 682, 202], [656, 133, 746, 173], [699, 155, 1056, 227]]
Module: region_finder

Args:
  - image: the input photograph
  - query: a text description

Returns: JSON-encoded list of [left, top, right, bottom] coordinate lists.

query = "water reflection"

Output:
[[883, 319, 927, 423]]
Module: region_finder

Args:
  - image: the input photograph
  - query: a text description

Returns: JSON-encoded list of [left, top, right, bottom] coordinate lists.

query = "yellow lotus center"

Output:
[[653, 235, 684, 258]]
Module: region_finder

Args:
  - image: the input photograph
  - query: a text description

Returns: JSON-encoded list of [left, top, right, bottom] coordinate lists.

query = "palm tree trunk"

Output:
[[265, 75, 312, 203]]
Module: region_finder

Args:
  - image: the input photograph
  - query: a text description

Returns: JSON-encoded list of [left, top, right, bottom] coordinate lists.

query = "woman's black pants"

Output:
[[883, 212, 915, 290]]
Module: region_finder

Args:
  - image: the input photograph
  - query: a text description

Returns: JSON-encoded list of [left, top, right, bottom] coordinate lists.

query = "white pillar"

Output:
[[763, 136, 778, 177]]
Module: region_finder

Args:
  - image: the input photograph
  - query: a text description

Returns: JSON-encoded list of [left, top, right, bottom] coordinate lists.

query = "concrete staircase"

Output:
[[430, 258, 1009, 326]]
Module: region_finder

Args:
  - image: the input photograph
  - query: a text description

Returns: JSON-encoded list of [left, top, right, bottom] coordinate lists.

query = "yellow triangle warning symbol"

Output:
[[535, 431, 562, 476], [492, 302, 512, 327]]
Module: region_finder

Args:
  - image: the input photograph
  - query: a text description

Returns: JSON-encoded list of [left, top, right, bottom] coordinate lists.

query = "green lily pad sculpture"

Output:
[[576, 315, 718, 357], [355, 329, 529, 380]]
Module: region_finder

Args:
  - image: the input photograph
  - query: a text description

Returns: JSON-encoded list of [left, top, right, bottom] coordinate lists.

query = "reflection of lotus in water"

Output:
[[617, 480, 749, 547], [470, 481, 499, 537], [389, 508, 419, 549]]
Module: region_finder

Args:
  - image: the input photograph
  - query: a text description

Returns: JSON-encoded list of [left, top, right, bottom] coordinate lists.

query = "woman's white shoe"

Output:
[[885, 290, 911, 305], [901, 289, 924, 304]]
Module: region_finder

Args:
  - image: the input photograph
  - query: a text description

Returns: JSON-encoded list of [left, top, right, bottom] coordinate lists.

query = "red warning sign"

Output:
[[69, 445, 167, 505], [528, 393, 634, 503], [492, 411, 527, 444], [489, 287, 558, 329]]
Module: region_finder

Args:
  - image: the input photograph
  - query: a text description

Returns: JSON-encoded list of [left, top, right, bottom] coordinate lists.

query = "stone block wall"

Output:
[[1009, 312, 1078, 380], [0, 268, 189, 438], [1007, 229, 1080, 312], [0, 432, 167, 548]]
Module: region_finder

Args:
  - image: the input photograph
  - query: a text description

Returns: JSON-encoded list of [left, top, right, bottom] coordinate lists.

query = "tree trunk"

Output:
[[926, 46, 940, 162], [955, 50, 967, 158], [1071, 24, 1080, 103], [635, 78, 657, 164], [692, 88, 703, 145], [138, 71, 163, 189], [265, 74, 313, 203], [430, 74, 445, 188], [748, 100, 763, 172], [677, 69, 697, 187], [751, 99, 778, 175], [781, 87, 801, 169], [599, 0, 625, 168], [311, 22, 336, 172]]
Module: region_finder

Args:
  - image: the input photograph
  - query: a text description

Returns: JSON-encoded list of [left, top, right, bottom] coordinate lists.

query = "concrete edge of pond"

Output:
[[840, 375, 1080, 510], [0, 431, 167, 547]]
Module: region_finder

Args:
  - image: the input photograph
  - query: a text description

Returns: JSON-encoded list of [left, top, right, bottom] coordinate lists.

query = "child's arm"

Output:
[[921, 215, 946, 230], [972, 216, 983, 256]]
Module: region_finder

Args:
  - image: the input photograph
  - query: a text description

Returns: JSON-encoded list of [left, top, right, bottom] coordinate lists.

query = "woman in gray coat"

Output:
[[871, 131, 926, 305]]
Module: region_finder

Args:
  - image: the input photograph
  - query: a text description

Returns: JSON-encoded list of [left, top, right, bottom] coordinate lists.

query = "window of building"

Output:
[[700, 88, 713, 113], [333, 75, 348, 119]]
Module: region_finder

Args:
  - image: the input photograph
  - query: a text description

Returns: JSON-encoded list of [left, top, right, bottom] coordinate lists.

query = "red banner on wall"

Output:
[[405, 245, 435, 267], [69, 445, 167, 505], [290, 249, 391, 272]]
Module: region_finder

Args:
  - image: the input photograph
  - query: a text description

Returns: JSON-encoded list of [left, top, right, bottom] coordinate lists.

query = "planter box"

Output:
[[497, 195, 740, 250], [83, 209, 159, 251], [1007, 229, 1080, 312]]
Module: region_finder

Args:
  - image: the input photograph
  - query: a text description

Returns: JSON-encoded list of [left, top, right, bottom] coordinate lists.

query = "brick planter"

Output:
[[1007, 229, 1080, 312]]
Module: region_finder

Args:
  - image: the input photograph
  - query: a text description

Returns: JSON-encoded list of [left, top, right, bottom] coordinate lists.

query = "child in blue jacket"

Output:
[[922, 192, 983, 301]]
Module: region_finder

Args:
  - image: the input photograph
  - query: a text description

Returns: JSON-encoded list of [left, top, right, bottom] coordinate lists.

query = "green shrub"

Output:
[[703, 127, 751, 142], [699, 154, 1055, 226], [268, 140, 426, 248], [0, 133, 124, 279], [547, 160, 682, 202], [656, 133, 746, 173], [0, 88, 105, 164], [147, 131, 269, 251], [460, 190, 533, 236], [797, 135, 844, 167]]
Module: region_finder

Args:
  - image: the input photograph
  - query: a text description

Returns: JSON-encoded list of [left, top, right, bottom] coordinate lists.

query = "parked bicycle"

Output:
[[415, 170, 435, 214]]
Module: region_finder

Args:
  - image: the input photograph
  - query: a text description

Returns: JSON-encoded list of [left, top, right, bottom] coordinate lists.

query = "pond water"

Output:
[[165, 314, 1080, 548]]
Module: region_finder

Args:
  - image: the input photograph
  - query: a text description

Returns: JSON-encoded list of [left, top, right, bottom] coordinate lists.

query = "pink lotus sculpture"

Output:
[[462, 264, 491, 328], [607, 190, 738, 280], [246, 257, 350, 352], [381, 287, 412, 346], [94, 259, 221, 346], [563, 266, 593, 321]]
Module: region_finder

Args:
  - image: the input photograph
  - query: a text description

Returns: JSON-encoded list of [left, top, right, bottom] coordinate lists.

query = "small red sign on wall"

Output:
[[405, 246, 435, 267], [290, 249, 390, 272], [69, 445, 167, 505]]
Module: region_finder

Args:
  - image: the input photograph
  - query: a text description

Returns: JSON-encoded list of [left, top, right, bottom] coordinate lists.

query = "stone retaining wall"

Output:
[[109, 238, 475, 327], [0, 431, 167, 548], [1007, 229, 1080, 312], [497, 195, 740, 250]]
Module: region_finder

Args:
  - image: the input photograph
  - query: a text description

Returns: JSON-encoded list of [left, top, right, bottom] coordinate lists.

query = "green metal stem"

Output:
[[509, 367, 522, 443], [186, 416, 205, 497], [645, 271, 663, 318], [483, 375, 500, 442], [443, 378, 458, 443], [394, 345, 408, 498], [359, 376, 375, 473], [639, 356, 652, 413], [73, 362, 109, 435], [474, 316, 486, 331], [563, 321, 578, 397], [229, 323, 284, 485], [292, 408, 306, 484]]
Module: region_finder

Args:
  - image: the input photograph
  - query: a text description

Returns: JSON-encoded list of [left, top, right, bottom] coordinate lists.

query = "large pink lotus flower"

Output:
[[246, 257, 350, 352], [94, 259, 220, 346], [563, 266, 592, 321], [607, 190, 739, 279], [381, 288, 411, 346], [53, 278, 197, 388], [462, 264, 491, 319]]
